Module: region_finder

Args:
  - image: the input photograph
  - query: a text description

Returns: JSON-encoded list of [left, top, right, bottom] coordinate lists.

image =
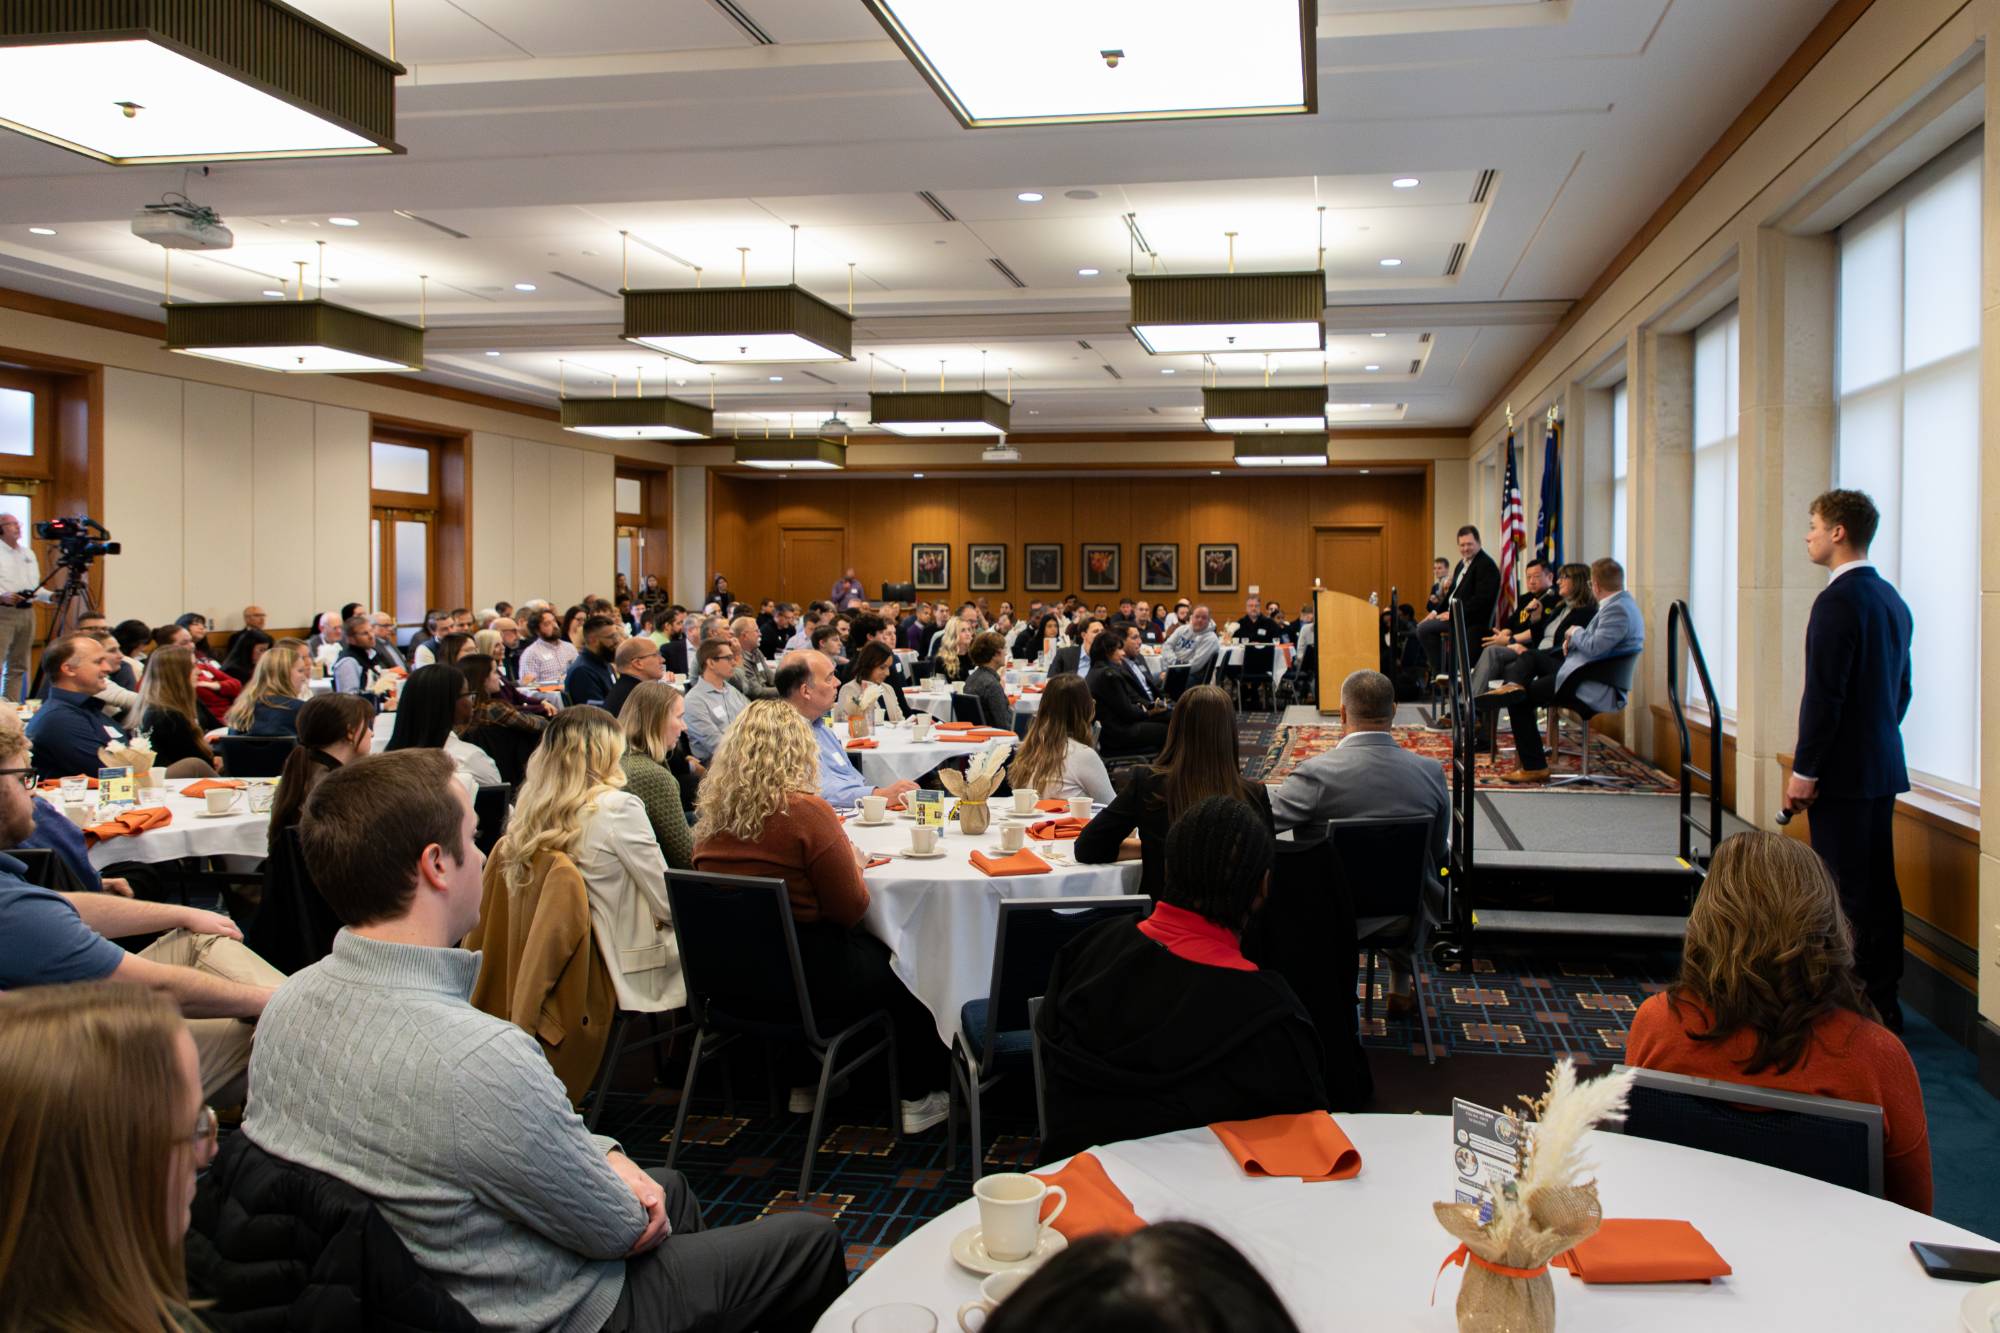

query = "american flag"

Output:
[[1496, 429, 1525, 623]]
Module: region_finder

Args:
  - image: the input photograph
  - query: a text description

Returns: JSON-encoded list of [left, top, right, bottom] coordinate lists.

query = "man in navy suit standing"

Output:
[[1787, 489, 1913, 1031]]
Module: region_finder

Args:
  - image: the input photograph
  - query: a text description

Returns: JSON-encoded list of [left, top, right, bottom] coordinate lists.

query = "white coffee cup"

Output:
[[910, 824, 939, 855], [999, 824, 1025, 853], [973, 1173, 1065, 1263], [1011, 787, 1039, 815], [204, 787, 242, 815], [1068, 796, 1093, 820], [912, 715, 935, 740], [957, 1269, 1030, 1331], [861, 794, 888, 822]]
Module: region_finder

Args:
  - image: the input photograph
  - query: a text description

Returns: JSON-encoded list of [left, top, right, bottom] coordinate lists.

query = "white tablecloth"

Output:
[[1219, 641, 1293, 686], [817, 1115, 1992, 1331], [73, 779, 274, 869], [849, 720, 1014, 788], [846, 809, 1141, 1044], [905, 689, 1041, 724]]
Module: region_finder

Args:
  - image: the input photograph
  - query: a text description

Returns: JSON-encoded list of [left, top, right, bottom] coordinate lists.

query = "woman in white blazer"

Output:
[[485, 706, 683, 1013]]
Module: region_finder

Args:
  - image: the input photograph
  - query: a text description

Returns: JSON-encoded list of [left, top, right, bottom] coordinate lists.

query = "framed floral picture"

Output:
[[912, 543, 950, 590], [1081, 543, 1120, 593], [1024, 544, 1063, 591], [1198, 543, 1238, 593], [968, 544, 1006, 592], [1139, 543, 1178, 593]]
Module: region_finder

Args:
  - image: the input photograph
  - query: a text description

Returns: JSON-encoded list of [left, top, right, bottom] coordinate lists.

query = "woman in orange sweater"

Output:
[[1625, 830, 1931, 1213], [692, 699, 949, 1133]]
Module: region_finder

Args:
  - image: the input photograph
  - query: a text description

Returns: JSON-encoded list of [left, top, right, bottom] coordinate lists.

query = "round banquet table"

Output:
[[72, 778, 275, 869], [1218, 640, 1293, 685], [815, 1115, 1992, 1331], [848, 718, 1015, 788], [845, 805, 1142, 1045], [904, 690, 1040, 725]]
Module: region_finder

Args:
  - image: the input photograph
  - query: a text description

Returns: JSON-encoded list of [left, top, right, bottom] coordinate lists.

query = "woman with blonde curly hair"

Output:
[[487, 706, 681, 1013], [0, 982, 215, 1332], [692, 698, 948, 1131], [1625, 830, 1931, 1212]]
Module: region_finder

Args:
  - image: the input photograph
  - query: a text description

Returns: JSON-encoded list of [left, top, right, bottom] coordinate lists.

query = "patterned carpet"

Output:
[[1251, 722, 1678, 793]]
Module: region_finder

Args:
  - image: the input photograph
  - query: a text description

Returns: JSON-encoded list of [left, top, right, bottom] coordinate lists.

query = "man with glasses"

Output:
[[601, 635, 665, 716], [683, 638, 747, 763]]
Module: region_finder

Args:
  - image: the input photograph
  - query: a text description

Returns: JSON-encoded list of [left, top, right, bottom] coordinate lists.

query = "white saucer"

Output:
[[896, 847, 947, 860], [1962, 1280, 2000, 1333], [195, 808, 243, 819], [851, 816, 893, 827], [950, 1224, 1066, 1276]]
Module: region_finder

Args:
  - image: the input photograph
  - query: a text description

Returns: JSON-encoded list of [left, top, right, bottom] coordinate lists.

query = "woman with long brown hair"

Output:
[[1074, 684, 1271, 899], [134, 645, 219, 775], [265, 692, 375, 853], [0, 982, 215, 1332], [1009, 673, 1114, 805], [1626, 831, 1931, 1212]]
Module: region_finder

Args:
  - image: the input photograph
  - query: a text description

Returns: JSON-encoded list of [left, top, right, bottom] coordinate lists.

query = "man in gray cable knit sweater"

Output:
[[243, 749, 844, 1332]]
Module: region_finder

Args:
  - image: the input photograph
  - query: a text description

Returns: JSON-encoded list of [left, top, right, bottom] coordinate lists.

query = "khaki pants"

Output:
[[139, 929, 287, 1103], [0, 605, 33, 702]]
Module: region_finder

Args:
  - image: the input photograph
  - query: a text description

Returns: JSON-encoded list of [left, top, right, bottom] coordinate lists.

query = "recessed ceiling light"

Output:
[[1392, 177, 1420, 189], [513, 282, 537, 291], [1371, 331, 1387, 338], [261, 289, 283, 299], [1016, 191, 1043, 203], [768, 375, 784, 382], [1077, 267, 1099, 277], [1210, 470, 1221, 476], [1160, 368, 1176, 375], [27, 226, 54, 236], [1359, 468, 1371, 474], [1378, 258, 1402, 268], [484, 350, 500, 357], [328, 216, 359, 227], [1365, 364, 1381, 372], [1064, 189, 1098, 200], [913, 472, 925, 478]]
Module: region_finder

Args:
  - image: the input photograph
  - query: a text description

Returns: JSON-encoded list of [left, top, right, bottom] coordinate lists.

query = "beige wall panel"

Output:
[[180, 381, 255, 630], [250, 394, 317, 628], [101, 368, 184, 624]]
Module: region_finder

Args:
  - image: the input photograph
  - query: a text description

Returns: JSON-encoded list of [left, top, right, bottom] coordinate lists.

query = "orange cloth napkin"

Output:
[[956, 728, 1015, 741], [37, 776, 98, 791], [933, 720, 976, 732], [83, 805, 173, 845], [178, 779, 247, 797], [1028, 817, 1089, 841], [536, 683, 562, 693], [1035, 799, 1068, 812], [1034, 1153, 1145, 1241], [1551, 1220, 1732, 1284], [863, 855, 892, 869], [845, 738, 879, 750], [969, 848, 1051, 877], [1023, 683, 1046, 694], [1210, 1112, 1362, 1181]]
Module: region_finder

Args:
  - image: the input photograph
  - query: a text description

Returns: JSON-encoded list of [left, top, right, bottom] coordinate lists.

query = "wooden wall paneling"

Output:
[[959, 480, 1017, 600], [468, 432, 514, 611], [250, 395, 316, 628], [181, 382, 255, 628], [311, 404, 370, 615], [102, 368, 183, 622], [1129, 477, 1193, 603], [545, 445, 586, 607], [510, 440, 552, 599]]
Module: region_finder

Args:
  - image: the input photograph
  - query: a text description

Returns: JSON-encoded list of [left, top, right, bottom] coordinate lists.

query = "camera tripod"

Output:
[[23, 563, 100, 699]]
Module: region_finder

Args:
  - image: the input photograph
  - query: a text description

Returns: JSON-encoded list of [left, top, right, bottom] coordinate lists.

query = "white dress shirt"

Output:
[[0, 540, 42, 604]]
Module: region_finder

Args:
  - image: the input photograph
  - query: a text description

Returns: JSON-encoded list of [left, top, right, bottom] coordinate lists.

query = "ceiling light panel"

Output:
[[864, 0, 1316, 128]]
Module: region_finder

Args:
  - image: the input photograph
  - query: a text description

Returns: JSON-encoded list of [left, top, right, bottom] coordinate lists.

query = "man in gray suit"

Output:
[[1270, 668, 1448, 1015], [1484, 557, 1644, 783]]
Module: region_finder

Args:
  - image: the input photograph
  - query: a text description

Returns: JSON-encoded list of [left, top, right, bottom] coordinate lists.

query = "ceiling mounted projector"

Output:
[[982, 438, 1021, 463], [132, 197, 232, 250]]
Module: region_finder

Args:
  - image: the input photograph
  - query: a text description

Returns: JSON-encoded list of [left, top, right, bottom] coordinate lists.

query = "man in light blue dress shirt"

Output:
[[777, 650, 916, 809]]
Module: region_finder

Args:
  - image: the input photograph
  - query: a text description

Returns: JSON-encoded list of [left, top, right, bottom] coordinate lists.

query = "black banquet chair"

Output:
[[214, 734, 296, 778], [1610, 1064, 1884, 1198]]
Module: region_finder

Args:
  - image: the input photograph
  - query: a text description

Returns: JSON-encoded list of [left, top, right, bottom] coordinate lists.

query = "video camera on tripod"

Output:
[[34, 516, 119, 571]]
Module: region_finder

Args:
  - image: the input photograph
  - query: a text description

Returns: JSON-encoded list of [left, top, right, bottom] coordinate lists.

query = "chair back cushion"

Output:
[[1624, 1081, 1877, 1195], [216, 735, 298, 778], [1324, 816, 1436, 924], [950, 693, 987, 724], [472, 784, 512, 855], [665, 870, 810, 1032], [983, 899, 1148, 1055], [1241, 644, 1276, 675]]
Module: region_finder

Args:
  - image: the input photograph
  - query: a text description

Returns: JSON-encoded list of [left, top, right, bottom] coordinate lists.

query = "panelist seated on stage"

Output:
[[1469, 562, 1598, 743], [1468, 558, 1558, 696], [1481, 557, 1643, 783]]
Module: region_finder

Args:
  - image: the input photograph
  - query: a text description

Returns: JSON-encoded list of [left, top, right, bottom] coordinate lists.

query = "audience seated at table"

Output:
[[420, 630, 473, 672], [599, 634, 665, 717], [264, 693, 374, 858], [962, 631, 1013, 728], [617, 680, 694, 868], [836, 640, 906, 723], [78, 627, 143, 729], [730, 614, 777, 700], [562, 615, 621, 706], [1625, 830, 1932, 1213], [690, 697, 948, 1132], [1161, 604, 1220, 677], [1046, 617, 1099, 678], [1009, 673, 1115, 806], [329, 615, 394, 696], [0, 982, 218, 1332], [1085, 626, 1168, 759], [384, 664, 502, 793], [1039, 796, 1330, 1160], [488, 707, 683, 1016], [135, 646, 221, 777], [451, 653, 539, 787], [985, 1221, 1300, 1333], [239, 748, 845, 1332], [217, 625, 273, 685], [778, 652, 917, 810], [518, 606, 579, 687], [933, 620, 975, 682], [27, 633, 129, 781], [1076, 685, 1271, 899], [223, 640, 308, 738]]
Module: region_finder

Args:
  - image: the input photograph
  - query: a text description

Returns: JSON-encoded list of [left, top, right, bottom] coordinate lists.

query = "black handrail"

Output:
[[1666, 599, 1722, 868], [1444, 589, 1478, 942]]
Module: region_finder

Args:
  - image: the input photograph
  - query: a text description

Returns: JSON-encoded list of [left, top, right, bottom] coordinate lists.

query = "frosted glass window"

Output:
[[616, 536, 634, 587], [616, 477, 642, 514], [0, 494, 29, 532], [1611, 381, 1628, 571], [1688, 306, 1739, 716], [371, 441, 430, 495], [0, 388, 30, 457], [394, 520, 428, 627], [1836, 133, 1981, 795], [369, 519, 382, 626]]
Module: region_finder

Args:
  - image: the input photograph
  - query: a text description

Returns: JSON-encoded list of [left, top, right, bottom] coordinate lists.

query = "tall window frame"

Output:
[[369, 435, 440, 647], [1610, 380, 1629, 571], [1835, 130, 1982, 797], [1688, 305, 1740, 719]]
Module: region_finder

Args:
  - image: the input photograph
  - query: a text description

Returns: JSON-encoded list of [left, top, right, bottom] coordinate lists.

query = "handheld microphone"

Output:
[[1775, 807, 1794, 827]]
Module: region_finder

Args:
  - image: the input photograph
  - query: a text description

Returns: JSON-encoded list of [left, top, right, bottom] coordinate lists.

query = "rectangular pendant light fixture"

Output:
[[869, 390, 1011, 437], [561, 395, 712, 441], [863, 0, 1316, 129], [1130, 271, 1325, 355], [164, 299, 422, 373], [1234, 434, 1328, 467], [0, 0, 403, 165], [734, 438, 847, 471], [623, 285, 852, 364], [1202, 384, 1326, 434]]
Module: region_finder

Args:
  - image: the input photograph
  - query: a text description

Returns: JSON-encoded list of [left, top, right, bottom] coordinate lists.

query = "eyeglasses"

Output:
[[0, 767, 34, 791]]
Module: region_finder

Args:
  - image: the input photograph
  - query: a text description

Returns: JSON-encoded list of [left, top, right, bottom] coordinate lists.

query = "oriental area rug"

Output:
[[1250, 723, 1677, 794]]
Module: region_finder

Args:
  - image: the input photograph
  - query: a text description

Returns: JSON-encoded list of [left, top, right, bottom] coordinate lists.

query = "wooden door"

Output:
[[779, 527, 846, 607], [1314, 526, 1384, 606]]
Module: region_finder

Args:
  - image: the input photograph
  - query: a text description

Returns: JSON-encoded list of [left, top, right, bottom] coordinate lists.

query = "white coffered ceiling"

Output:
[[0, 0, 1837, 436]]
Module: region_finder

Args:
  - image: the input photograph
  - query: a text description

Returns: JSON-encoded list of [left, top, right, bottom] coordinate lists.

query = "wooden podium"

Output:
[[1313, 589, 1378, 715]]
